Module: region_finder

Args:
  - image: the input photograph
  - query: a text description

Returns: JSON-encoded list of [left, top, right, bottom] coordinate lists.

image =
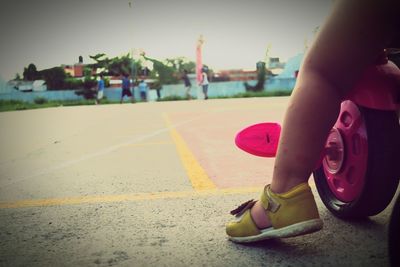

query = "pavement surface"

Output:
[[0, 97, 396, 267]]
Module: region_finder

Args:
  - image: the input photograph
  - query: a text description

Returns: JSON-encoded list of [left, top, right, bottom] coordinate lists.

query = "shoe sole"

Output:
[[228, 219, 323, 243]]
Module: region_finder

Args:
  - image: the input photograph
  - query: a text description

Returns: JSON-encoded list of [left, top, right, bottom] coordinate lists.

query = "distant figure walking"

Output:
[[200, 68, 209, 100], [138, 80, 148, 101], [95, 73, 105, 105], [120, 73, 135, 103], [182, 70, 192, 100]]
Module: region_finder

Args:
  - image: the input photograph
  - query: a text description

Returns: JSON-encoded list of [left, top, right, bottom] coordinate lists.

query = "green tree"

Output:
[[74, 67, 97, 99], [23, 63, 39, 81], [38, 67, 67, 90], [14, 73, 22, 81], [64, 77, 83, 89], [89, 53, 109, 70], [109, 55, 133, 76], [142, 54, 179, 85], [165, 57, 196, 73], [89, 53, 143, 78]]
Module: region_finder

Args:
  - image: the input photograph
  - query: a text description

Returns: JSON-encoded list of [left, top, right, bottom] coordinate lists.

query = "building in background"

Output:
[[275, 53, 303, 79], [213, 69, 258, 82], [63, 64, 84, 78], [6, 80, 47, 92], [268, 57, 285, 75]]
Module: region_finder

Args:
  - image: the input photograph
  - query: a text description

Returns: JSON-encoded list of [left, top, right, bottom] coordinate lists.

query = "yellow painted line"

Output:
[[0, 187, 263, 209], [162, 113, 216, 191]]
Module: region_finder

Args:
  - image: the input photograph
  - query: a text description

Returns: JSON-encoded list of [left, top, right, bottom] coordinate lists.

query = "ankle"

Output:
[[270, 178, 308, 194]]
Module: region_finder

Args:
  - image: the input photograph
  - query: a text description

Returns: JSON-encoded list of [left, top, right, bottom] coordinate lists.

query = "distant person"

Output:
[[120, 73, 135, 104], [200, 68, 209, 100], [155, 87, 161, 100], [95, 74, 105, 105], [138, 80, 148, 101], [182, 69, 192, 100]]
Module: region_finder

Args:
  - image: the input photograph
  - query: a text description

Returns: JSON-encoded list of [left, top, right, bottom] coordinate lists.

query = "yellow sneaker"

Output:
[[226, 183, 323, 243]]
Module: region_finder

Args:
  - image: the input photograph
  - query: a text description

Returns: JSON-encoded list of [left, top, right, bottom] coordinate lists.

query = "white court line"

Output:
[[0, 113, 208, 189]]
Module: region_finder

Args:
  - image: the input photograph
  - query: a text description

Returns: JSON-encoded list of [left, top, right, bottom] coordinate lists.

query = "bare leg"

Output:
[[251, 71, 343, 228], [228, 0, 396, 235], [272, 73, 342, 193]]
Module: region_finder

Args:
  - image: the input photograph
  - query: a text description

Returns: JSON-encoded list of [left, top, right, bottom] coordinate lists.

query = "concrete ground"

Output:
[[0, 97, 396, 267]]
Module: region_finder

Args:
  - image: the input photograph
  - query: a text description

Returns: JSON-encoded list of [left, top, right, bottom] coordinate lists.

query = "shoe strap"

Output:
[[260, 185, 281, 213]]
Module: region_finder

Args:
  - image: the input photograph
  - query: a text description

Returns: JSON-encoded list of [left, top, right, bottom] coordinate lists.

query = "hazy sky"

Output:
[[0, 0, 332, 80]]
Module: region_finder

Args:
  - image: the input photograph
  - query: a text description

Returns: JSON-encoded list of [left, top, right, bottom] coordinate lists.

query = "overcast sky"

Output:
[[0, 0, 332, 80]]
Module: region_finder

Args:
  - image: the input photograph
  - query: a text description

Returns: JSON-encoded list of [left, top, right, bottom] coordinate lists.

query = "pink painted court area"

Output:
[[169, 98, 285, 189]]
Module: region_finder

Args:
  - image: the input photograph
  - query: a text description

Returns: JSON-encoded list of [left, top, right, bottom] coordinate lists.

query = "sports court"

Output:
[[0, 97, 392, 266]]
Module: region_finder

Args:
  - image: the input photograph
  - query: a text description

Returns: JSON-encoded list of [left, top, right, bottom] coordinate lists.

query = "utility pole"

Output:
[[128, 1, 136, 82], [264, 43, 271, 69]]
